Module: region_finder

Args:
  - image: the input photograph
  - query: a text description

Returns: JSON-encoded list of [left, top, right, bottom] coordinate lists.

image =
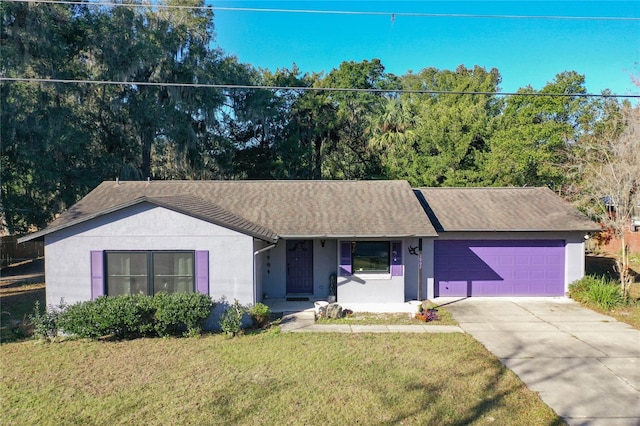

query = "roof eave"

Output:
[[277, 233, 439, 239], [437, 227, 600, 233], [17, 232, 46, 244], [17, 196, 280, 245]]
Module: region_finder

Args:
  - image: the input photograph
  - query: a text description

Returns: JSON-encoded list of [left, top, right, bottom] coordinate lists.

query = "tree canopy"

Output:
[[0, 1, 630, 233]]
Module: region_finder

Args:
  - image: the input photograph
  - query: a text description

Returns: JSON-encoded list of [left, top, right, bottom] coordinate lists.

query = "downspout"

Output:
[[417, 238, 423, 301], [253, 239, 278, 304]]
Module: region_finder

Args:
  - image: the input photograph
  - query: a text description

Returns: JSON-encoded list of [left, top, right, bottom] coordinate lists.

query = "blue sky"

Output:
[[212, 1, 640, 96]]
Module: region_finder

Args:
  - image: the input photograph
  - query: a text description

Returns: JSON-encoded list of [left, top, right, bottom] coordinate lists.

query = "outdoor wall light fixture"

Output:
[[321, 239, 326, 247]]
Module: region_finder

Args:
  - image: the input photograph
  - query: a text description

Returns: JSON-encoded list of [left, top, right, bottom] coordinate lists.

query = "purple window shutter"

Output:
[[339, 241, 352, 276], [391, 241, 403, 276], [90, 251, 104, 299], [195, 251, 209, 294]]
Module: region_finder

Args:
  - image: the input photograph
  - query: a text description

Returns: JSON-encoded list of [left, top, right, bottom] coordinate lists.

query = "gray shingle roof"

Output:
[[415, 187, 598, 232], [20, 180, 438, 242]]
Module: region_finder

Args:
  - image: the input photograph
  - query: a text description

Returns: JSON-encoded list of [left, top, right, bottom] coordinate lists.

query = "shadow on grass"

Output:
[[382, 351, 566, 425], [0, 260, 46, 342], [0, 286, 45, 342]]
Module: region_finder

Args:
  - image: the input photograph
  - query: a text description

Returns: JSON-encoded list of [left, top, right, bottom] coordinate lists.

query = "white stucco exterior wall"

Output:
[[44, 204, 256, 306], [313, 239, 338, 299], [565, 234, 587, 287], [336, 238, 419, 304], [258, 239, 337, 300]]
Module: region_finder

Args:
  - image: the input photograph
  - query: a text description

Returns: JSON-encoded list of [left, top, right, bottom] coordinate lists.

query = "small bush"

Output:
[[153, 292, 213, 337], [219, 299, 245, 336], [248, 303, 271, 328], [585, 280, 624, 310], [415, 308, 438, 322], [30, 300, 66, 342], [60, 295, 152, 339], [425, 308, 438, 322], [570, 275, 624, 310], [569, 276, 597, 303]]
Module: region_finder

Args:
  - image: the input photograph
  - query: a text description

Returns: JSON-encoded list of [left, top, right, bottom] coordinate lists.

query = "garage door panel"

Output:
[[530, 269, 546, 280], [439, 281, 468, 297], [435, 240, 565, 297]]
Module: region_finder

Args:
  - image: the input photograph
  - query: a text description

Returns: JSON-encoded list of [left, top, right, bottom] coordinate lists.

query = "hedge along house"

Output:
[[19, 180, 437, 309], [415, 187, 599, 298]]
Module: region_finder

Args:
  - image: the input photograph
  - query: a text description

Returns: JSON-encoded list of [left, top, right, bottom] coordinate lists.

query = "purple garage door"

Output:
[[434, 240, 565, 297]]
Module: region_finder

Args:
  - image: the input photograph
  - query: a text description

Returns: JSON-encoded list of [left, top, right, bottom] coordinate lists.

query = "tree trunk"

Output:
[[618, 234, 630, 300], [141, 128, 153, 180], [313, 135, 323, 180]]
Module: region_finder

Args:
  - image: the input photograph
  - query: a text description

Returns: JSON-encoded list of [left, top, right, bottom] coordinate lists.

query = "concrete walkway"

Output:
[[438, 297, 640, 426], [279, 310, 463, 333]]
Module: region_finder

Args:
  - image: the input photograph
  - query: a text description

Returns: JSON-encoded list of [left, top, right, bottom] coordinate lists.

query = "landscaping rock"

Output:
[[316, 305, 327, 318], [326, 303, 344, 319]]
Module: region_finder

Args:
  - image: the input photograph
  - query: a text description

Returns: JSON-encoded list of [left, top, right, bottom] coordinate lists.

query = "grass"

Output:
[[582, 255, 640, 329], [0, 275, 45, 342], [0, 259, 564, 425], [317, 305, 457, 326], [579, 282, 640, 329], [1, 333, 563, 425]]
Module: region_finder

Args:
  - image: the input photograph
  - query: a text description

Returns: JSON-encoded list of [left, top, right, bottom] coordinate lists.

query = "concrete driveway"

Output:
[[438, 297, 640, 426]]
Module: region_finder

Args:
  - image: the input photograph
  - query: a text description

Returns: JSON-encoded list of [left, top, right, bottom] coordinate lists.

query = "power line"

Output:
[[4, 0, 640, 21], [2, 77, 638, 99]]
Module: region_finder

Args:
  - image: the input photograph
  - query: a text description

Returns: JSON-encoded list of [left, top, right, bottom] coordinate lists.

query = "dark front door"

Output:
[[286, 240, 313, 294]]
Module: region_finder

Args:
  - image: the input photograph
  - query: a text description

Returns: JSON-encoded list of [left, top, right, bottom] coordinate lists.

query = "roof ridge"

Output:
[[102, 179, 407, 184]]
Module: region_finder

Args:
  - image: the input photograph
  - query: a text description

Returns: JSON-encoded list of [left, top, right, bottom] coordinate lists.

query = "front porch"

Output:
[[256, 237, 424, 306]]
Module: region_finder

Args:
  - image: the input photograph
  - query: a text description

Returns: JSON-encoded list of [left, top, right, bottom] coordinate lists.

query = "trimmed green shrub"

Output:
[[248, 302, 271, 328], [58, 293, 214, 340], [153, 292, 214, 337], [569, 275, 624, 310], [219, 299, 245, 336], [60, 295, 153, 339]]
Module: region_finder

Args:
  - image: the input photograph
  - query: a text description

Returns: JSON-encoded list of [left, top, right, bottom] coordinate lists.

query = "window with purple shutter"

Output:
[[90, 251, 104, 299], [391, 241, 402, 276], [195, 251, 209, 294], [339, 241, 352, 276]]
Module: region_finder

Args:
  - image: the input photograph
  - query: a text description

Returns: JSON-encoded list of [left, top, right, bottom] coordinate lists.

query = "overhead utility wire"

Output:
[[5, 0, 640, 21], [2, 77, 638, 99]]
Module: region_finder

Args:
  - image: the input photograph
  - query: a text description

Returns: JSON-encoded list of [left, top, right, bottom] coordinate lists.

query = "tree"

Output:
[[319, 59, 390, 180], [86, 0, 225, 180], [1, 1, 106, 233], [377, 65, 502, 186], [484, 71, 595, 188], [570, 106, 640, 299], [228, 65, 318, 179], [369, 97, 419, 178], [1, 0, 234, 232]]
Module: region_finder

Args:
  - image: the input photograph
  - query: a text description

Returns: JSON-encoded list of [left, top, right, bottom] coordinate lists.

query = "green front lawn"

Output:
[[1, 333, 563, 425], [0, 259, 563, 424]]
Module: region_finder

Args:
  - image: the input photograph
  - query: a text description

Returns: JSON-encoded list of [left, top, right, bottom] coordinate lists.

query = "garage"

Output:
[[434, 240, 565, 297]]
